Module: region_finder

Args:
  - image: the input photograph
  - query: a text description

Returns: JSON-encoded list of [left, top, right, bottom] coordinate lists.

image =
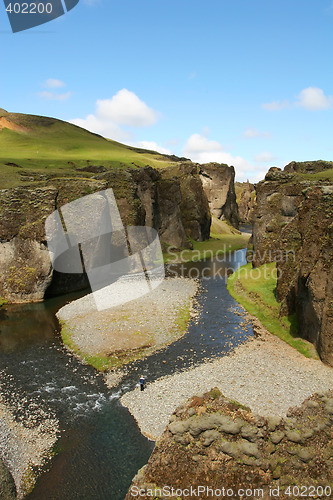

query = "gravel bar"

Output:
[[121, 317, 333, 440], [57, 277, 198, 362], [0, 377, 59, 499]]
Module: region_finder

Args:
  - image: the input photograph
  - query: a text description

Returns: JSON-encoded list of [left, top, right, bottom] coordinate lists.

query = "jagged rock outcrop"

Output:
[[126, 389, 333, 500], [0, 459, 16, 500], [199, 163, 239, 228], [0, 164, 212, 302], [161, 163, 211, 242], [251, 161, 333, 366], [235, 181, 256, 223]]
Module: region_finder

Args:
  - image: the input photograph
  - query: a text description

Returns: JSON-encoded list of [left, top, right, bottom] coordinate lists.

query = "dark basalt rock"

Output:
[[0, 160, 236, 302], [200, 163, 239, 228], [251, 160, 333, 366], [125, 389, 333, 500]]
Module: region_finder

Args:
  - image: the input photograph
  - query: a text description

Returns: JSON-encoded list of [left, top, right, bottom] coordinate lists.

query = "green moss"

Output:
[[174, 303, 191, 334], [227, 263, 317, 358], [21, 463, 37, 497], [6, 265, 38, 293], [208, 387, 222, 400], [0, 297, 8, 307], [229, 400, 251, 411]]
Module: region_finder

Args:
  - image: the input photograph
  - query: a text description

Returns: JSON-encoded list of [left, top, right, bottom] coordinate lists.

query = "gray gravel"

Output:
[[0, 372, 59, 499], [57, 277, 199, 360], [121, 320, 333, 440]]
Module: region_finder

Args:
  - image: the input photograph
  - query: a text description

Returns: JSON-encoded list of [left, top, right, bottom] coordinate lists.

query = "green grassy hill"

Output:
[[0, 110, 178, 188]]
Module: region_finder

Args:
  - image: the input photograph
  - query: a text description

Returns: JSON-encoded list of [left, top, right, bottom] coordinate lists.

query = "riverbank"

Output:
[[121, 314, 333, 440], [57, 277, 198, 371], [227, 262, 317, 358], [164, 221, 250, 264], [0, 375, 59, 499]]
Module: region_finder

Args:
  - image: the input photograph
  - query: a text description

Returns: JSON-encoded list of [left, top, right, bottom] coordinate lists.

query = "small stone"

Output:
[[241, 424, 258, 442], [243, 456, 256, 466], [303, 429, 314, 439], [189, 415, 216, 437], [220, 441, 240, 458], [265, 442, 276, 455], [297, 448, 314, 463], [240, 440, 261, 459], [168, 420, 190, 435], [326, 406, 333, 415], [307, 400, 319, 408], [218, 416, 243, 435], [267, 416, 282, 431], [270, 431, 285, 444], [287, 446, 298, 456], [201, 430, 220, 447], [188, 408, 196, 417], [174, 434, 191, 445], [192, 455, 201, 462], [286, 430, 302, 443]]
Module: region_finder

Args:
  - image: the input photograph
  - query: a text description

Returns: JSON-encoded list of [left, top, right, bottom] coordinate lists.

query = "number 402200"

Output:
[[5, 3, 53, 14]]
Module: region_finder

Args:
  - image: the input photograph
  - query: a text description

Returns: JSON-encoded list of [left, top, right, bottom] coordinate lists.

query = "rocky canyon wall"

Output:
[[251, 161, 333, 366], [199, 163, 239, 228], [0, 161, 240, 303]]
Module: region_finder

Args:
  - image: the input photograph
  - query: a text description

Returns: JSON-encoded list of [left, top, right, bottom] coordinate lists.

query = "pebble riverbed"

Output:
[[121, 316, 333, 440]]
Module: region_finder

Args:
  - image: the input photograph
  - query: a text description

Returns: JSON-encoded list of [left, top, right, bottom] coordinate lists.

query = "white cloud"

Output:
[[243, 127, 271, 138], [183, 133, 222, 154], [254, 151, 276, 162], [96, 89, 158, 127], [263, 87, 333, 112], [38, 91, 71, 101], [182, 133, 256, 181], [133, 141, 171, 155], [262, 100, 289, 111], [70, 114, 130, 142], [296, 87, 333, 110], [38, 79, 70, 100], [44, 78, 66, 89], [70, 89, 160, 142]]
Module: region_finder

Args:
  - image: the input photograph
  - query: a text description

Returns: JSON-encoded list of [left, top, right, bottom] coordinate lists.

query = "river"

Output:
[[0, 248, 253, 500]]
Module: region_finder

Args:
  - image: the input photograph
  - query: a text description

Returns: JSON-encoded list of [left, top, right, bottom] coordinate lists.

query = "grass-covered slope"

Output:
[[0, 110, 176, 188], [227, 262, 318, 358]]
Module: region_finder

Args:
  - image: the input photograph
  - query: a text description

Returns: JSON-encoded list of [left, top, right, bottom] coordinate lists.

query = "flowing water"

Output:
[[0, 248, 253, 500]]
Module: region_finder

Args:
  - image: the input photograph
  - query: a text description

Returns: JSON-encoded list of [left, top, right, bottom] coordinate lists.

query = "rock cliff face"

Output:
[[235, 181, 256, 223], [0, 163, 214, 302], [199, 163, 239, 228], [126, 389, 333, 500], [251, 161, 333, 366]]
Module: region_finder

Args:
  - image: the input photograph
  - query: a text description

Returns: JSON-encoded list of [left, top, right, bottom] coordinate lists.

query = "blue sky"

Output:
[[1, 0, 333, 181]]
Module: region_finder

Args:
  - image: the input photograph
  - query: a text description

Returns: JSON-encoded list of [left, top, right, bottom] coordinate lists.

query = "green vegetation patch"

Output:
[[59, 299, 193, 372], [297, 168, 333, 182], [59, 320, 149, 371], [227, 263, 317, 358], [0, 113, 176, 189], [164, 227, 250, 263]]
